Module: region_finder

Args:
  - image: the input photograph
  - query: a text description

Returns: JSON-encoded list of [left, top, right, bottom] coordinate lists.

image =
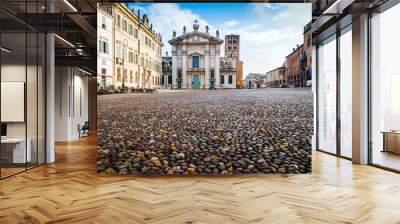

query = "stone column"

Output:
[[205, 45, 210, 89], [172, 54, 177, 89], [182, 52, 187, 89], [139, 68, 143, 88], [215, 46, 221, 88], [233, 72, 236, 89]]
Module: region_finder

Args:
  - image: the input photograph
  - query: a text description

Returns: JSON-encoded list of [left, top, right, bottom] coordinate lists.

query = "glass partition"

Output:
[[1, 31, 28, 178], [317, 35, 337, 154], [0, 0, 46, 179]]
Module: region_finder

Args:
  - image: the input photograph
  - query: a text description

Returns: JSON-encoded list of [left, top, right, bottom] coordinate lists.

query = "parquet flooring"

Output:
[[1, 135, 400, 223]]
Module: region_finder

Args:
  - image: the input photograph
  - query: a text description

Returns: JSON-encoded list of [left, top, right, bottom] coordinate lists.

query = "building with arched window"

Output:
[[169, 21, 238, 89]]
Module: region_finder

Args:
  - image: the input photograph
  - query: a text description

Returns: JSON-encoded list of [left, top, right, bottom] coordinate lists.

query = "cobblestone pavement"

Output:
[[97, 88, 313, 175]]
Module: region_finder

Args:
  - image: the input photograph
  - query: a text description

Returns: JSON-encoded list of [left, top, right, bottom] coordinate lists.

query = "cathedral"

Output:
[[168, 20, 240, 89]]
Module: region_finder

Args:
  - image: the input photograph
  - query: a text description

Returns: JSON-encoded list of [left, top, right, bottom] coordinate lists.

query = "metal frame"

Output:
[[315, 21, 353, 162], [0, 0, 47, 180]]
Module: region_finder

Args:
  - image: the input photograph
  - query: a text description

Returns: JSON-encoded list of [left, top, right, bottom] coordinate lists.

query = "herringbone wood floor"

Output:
[[1, 136, 400, 224]]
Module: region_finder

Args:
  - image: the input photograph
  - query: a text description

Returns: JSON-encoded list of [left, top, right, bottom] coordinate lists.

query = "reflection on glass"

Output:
[[371, 3, 400, 171], [340, 28, 352, 158], [27, 32, 38, 169], [318, 36, 337, 154], [1, 31, 27, 177]]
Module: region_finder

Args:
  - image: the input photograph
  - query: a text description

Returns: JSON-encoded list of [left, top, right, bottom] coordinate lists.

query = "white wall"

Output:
[[55, 66, 89, 141]]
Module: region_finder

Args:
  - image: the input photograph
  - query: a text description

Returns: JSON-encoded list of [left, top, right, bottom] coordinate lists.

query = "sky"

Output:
[[128, 3, 311, 77]]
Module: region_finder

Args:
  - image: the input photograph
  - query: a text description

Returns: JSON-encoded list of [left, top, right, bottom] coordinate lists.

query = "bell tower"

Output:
[[224, 34, 240, 59]]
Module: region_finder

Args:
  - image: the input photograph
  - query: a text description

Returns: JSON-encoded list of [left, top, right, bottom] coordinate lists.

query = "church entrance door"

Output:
[[210, 81, 215, 90], [192, 75, 200, 89]]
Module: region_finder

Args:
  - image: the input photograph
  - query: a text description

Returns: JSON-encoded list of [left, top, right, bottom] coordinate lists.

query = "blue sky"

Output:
[[128, 3, 311, 77]]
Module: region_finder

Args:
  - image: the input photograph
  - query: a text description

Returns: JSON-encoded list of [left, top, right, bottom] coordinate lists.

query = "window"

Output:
[[102, 16, 106, 29], [192, 56, 200, 69], [178, 69, 182, 79], [122, 19, 127, 31], [228, 46, 231, 50], [116, 14, 121, 27], [340, 28, 352, 158], [130, 71, 133, 83], [210, 69, 215, 79], [101, 68, 107, 75], [220, 75, 225, 84], [134, 28, 138, 39], [116, 46, 121, 58], [129, 51, 133, 63], [99, 40, 109, 54], [128, 24, 133, 35], [317, 35, 337, 154], [193, 36, 199, 42], [370, 4, 400, 171], [228, 75, 233, 84]]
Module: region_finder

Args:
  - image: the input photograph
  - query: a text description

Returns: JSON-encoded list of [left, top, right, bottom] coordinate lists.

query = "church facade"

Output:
[[169, 21, 238, 89]]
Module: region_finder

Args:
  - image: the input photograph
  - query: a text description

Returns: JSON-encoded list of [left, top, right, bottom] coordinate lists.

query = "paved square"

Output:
[[97, 89, 313, 175]]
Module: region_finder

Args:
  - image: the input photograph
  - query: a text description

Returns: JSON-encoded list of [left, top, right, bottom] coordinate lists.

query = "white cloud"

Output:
[[135, 4, 215, 56], [221, 26, 303, 75], [130, 3, 309, 78], [272, 12, 290, 21], [263, 3, 285, 10], [224, 20, 239, 27]]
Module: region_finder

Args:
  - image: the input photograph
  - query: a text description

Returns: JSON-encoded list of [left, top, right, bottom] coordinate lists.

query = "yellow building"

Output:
[[113, 4, 163, 89], [236, 60, 243, 88]]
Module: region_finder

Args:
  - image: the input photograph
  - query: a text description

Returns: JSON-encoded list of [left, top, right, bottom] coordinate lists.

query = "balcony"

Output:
[[187, 67, 205, 73]]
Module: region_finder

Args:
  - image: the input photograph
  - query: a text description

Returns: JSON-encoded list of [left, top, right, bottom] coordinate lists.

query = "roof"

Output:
[[168, 30, 223, 45], [286, 44, 304, 58]]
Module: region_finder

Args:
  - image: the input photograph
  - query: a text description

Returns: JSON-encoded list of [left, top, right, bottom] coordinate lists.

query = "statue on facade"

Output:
[[193, 19, 199, 31], [205, 25, 209, 33], [216, 30, 219, 37], [173, 30, 176, 37], [183, 26, 186, 33]]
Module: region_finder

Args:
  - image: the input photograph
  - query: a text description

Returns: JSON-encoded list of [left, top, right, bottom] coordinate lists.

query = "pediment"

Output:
[[187, 50, 204, 56], [168, 31, 223, 45]]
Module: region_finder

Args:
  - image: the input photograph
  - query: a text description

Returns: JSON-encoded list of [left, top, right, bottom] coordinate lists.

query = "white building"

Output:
[[169, 21, 228, 89], [245, 73, 264, 89], [97, 4, 114, 88], [220, 57, 236, 88]]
